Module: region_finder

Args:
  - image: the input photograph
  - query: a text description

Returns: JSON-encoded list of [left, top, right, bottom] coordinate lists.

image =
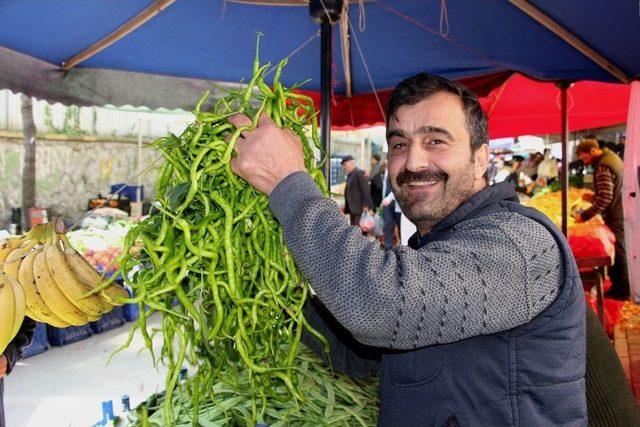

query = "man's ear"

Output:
[[474, 143, 490, 180]]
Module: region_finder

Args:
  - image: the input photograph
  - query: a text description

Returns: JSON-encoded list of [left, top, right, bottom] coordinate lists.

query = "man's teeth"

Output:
[[408, 181, 437, 186]]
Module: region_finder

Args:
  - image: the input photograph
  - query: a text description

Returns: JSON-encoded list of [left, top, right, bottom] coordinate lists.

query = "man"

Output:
[[229, 73, 586, 425], [370, 160, 385, 209], [341, 155, 373, 227], [1, 317, 36, 427], [370, 153, 381, 178], [575, 138, 629, 300], [503, 155, 524, 188]]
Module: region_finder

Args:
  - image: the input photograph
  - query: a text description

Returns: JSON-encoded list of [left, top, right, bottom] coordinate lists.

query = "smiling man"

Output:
[[230, 73, 586, 426]]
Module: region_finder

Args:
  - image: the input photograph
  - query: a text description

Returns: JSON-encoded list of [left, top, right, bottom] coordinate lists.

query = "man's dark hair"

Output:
[[385, 73, 488, 154]]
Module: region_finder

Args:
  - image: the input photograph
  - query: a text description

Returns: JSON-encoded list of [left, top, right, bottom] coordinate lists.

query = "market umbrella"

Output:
[[1, 0, 639, 109]]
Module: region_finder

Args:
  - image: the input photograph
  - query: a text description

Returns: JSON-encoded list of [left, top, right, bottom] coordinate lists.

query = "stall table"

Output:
[[576, 255, 612, 326]]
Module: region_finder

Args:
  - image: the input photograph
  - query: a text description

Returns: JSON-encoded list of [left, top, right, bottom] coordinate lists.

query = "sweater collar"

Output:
[[408, 182, 519, 249]]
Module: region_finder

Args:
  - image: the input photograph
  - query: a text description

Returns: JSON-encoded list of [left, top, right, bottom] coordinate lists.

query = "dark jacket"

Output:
[[370, 170, 384, 209], [1, 316, 36, 427], [304, 183, 586, 426], [344, 168, 373, 215]]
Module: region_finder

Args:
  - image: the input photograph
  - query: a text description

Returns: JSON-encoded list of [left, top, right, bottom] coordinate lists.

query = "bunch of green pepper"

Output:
[[99, 35, 334, 425]]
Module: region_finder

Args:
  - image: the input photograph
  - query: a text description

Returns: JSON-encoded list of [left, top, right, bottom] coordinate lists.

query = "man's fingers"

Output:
[[258, 112, 273, 126], [228, 113, 252, 128]]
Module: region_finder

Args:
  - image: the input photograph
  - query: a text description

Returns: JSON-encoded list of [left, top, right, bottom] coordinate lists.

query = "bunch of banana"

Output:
[[0, 272, 26, 355], [0, 222, 128, 332]]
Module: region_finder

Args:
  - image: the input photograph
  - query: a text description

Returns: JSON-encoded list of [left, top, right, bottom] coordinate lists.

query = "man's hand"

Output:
[[581, 193, 595, 203], [381, 198, 391, 207], [0, 355, 7, 378], [229, 113, 305, 195]]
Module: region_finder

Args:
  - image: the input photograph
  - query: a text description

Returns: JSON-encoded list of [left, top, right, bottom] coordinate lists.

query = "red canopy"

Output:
[[309, 73, 630, 137], [481, 74, 630, 139]]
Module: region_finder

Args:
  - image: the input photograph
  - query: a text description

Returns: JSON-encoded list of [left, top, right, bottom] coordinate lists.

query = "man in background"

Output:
[[370, 160, 385, 209], [1, 317, 36, 427], [369, 154, 381, 178], [380, 168, 402, 249], [575, 138, 629, 300], [342, 155, 373, 227]]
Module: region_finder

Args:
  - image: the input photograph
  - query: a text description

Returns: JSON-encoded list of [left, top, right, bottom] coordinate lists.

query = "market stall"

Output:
[[1, 1, 639, 425]]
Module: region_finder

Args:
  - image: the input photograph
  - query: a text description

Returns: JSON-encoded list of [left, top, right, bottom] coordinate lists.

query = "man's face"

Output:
[[386, 92, 488, 233], [578, 149, 596, 165], [342, 159, 356, 173]]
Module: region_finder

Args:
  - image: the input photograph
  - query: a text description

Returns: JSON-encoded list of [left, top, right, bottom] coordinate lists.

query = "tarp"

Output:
[[623, 82, 640, 302], [481, 74, 631, 138], [1, 0, 639, 111], [314, 73, 630, 137]]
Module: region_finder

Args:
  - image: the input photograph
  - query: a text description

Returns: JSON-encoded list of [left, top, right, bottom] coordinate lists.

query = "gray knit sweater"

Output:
[[269, 172, 562, 350]]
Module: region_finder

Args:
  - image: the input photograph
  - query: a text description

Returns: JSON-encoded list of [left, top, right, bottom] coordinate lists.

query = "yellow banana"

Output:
[[33, 250, 88, 326], [0, 235, 27, 265], [59, 234, 127, 306], [5, 273, 26, 339], [45, 238, 110, 316], [0, 272, 17, 354], [3, 239, 38, 280], [18, 250, 70, 328]]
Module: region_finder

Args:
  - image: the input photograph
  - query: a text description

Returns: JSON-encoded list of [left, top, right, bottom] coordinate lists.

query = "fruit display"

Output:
[[67, 218, 131, 275], [524, 188, 615, 259], [0, 222, 128, 345], [524, 187, 594, 228]]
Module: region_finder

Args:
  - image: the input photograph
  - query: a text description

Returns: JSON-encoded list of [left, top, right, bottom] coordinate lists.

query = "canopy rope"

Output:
[[348, 13, 385, 122]]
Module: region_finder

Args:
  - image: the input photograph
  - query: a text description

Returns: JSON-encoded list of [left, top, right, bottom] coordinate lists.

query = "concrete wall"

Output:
[[0, 133, 161, 226]]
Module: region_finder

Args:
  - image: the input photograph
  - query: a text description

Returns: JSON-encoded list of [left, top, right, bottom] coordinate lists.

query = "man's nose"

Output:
[[404, 141, 430, 172]]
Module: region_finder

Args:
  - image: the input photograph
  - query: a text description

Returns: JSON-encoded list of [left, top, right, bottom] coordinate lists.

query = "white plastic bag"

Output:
[[373, 212, 385, 236], [359, 212, 375, 233]]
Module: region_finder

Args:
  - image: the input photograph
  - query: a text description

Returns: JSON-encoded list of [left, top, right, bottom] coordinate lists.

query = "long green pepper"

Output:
[[114, 34, 333, 425]]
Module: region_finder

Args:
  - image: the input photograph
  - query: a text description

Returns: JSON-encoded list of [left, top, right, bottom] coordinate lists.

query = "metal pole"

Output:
[[320, 21, 332, 189], [558, 81, 571, 237]]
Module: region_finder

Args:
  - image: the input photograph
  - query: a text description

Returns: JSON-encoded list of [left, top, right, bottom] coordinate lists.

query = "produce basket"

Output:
[[90, 306, 126, 334], [22, 321, 50, 358], [47, 324, 93, 346]]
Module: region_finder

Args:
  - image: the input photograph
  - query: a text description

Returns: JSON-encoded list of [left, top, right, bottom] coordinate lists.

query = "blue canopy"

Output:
[[0, 0, 638, 109]]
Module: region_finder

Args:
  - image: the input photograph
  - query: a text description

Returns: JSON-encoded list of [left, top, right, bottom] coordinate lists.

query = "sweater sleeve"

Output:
[[581, 165, 615, 221], [270, 172, 563, 350]]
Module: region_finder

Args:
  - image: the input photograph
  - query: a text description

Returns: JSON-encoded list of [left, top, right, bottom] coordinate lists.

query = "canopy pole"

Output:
[[310, 0, 343, 190], [320, 21, 332, 189], [558, 81, 571, 237], [62, 0, 177, 70]]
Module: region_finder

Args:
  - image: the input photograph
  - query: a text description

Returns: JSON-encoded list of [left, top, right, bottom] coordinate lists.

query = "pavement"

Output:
[[4, 314, 166, 427]]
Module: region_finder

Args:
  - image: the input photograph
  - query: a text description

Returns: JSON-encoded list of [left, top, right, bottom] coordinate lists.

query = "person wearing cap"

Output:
[[575, 137, 629, 300], [341, 155, 374, 228]]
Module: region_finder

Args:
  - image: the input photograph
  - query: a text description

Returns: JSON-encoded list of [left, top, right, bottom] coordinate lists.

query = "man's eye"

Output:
[[429, 139, 445, 145], [391, 142, 407, 150]]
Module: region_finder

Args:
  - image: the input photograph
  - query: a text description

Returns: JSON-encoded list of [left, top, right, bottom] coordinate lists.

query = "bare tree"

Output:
[[21, 94, 36, 229]]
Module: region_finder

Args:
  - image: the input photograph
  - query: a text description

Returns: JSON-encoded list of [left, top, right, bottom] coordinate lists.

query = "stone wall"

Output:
[[0, 133, 160, 225]]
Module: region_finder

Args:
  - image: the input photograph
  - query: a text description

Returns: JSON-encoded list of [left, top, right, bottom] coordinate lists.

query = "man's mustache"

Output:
[[396, 169, 448, 186]]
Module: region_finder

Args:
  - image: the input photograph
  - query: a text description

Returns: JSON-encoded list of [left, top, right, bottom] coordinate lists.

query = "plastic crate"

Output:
[[123, 285, 139, 322], [47, 324, 93, 346], [22, 322, 50, 358], [110, 183, 144, 202], [90, 306, 126, 334]]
